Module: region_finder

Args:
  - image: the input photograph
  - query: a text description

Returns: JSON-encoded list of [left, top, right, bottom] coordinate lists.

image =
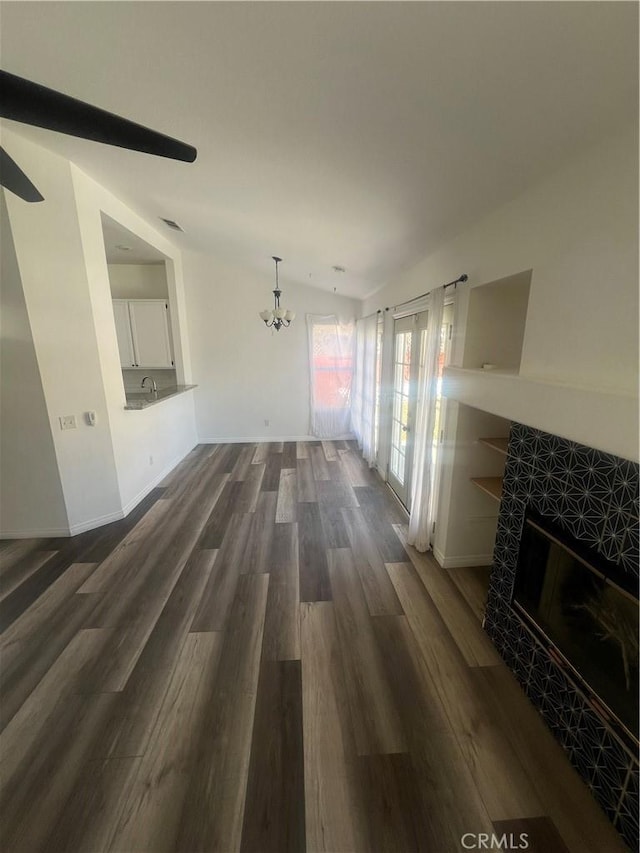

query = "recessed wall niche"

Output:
[[461, 269, 531, 373]]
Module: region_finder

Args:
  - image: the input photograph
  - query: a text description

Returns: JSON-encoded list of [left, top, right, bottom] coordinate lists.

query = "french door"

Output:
[[387, 304, 453, 520], [387, 311, 428, 508]]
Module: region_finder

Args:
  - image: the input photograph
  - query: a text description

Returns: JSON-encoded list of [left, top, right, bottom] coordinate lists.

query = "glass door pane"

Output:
[[388, 322, 415, 507], [385, 306, 452, 528]]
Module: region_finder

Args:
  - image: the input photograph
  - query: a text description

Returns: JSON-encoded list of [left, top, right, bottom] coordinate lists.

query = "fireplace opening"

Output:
[[513, 512, 639, 742]]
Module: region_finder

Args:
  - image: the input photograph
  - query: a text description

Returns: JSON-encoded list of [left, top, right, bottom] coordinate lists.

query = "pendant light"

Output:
[[259, 256, 295, 331]]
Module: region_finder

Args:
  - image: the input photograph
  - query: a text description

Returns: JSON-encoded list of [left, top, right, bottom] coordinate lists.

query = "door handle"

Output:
[[402, 426, 409, 432]]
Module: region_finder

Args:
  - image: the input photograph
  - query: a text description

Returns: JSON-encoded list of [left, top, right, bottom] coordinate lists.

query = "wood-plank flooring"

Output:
[[0, 441, 627, 852]]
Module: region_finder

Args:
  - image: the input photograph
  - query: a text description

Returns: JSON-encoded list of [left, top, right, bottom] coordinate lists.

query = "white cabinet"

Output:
[[128, 301, 174, 368], [113, 299, 174, 368], [113, 300, 136, 368]]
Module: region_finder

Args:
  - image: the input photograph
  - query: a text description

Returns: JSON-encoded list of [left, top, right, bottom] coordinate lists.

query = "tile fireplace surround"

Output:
[[484, 422, 639, 849]]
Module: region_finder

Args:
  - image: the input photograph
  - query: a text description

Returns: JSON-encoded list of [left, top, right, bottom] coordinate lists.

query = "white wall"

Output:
[[364, 125, 638, 405], [0, 195, 69, 536], [2, 130, 197, 533], [183, 252, 360, 441], [362, 125, 637, 566], [71, 164, 198, 514], [3, 133, 123, 534], [107, 263, 168, 299]]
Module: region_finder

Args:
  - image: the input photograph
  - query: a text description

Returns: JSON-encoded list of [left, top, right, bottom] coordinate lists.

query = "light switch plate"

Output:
[[59, 414, 77, 431]]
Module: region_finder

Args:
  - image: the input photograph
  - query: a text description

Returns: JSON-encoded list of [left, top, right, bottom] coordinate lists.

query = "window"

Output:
[[307, 315, 355, 439]]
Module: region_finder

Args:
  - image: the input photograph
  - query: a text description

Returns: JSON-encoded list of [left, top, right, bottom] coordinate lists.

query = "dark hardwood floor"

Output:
[[0, 441, 627, 852]]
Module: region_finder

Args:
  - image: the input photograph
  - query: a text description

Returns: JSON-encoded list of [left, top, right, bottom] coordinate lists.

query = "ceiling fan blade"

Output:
[[0, 70, 197, 163], [0, 147, 44, 202]]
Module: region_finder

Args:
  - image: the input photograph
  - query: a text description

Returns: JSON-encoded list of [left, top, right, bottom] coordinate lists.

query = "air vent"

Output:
[[160, 217, 184, 232]]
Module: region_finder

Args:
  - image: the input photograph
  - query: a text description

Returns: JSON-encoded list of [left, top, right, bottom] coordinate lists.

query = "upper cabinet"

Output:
[[113, 299, 174, 368], [113, 299, 136, 368], [128, 300, 174, 368]]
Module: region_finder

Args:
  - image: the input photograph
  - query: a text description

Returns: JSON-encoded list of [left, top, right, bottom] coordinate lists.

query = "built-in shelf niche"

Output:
[[461, 269, 531, 373], [470, 475, 503, 501], [468, 417, 510, 509], [478, 436, 509, 455], [470, 436, 509, 501], [433, 403, 511, 570]]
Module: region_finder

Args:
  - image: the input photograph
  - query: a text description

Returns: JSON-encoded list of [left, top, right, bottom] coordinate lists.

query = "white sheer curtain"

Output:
[[351, 321, 365, 441], [376, 309, 395, 481], [407, 286, 445, 552], [307, 314, 355, 439], [352, 313, 378, 466]]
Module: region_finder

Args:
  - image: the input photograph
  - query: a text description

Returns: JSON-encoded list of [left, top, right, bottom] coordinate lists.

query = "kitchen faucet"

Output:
[[141, 376, 157, 393]]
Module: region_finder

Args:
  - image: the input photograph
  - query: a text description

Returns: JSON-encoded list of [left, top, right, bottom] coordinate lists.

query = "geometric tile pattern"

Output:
[[484, 422, 639, 850]]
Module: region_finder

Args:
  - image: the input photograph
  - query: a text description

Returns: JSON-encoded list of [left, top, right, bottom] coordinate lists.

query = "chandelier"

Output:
[[259, 256, 295, 331]]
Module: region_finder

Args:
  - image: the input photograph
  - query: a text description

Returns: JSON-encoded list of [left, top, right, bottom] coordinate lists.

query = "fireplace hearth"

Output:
[[484, 423, 639, 850]]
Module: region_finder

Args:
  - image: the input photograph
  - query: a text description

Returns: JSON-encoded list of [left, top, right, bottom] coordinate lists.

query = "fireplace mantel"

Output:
[[443, 366, 638, 462]]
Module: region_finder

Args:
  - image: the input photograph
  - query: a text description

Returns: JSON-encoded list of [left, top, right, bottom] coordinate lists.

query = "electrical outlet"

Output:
[[264, 419, 270, 427], [149, 455, 154, 466], [59, 415, 77, 431]]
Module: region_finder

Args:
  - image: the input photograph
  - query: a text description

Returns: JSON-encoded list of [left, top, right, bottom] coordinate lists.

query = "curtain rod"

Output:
[[379, 273, 468, 313]]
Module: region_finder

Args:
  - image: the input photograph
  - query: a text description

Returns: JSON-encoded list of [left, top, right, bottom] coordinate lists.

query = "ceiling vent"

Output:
[[160, 217, 184, 232]]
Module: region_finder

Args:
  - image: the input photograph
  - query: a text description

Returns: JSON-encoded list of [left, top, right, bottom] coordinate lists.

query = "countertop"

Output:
[[124, 384, 197, 410]]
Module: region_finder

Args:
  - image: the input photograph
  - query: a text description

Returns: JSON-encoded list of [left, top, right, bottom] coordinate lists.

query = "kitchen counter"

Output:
[[124, 384, 197, 410]]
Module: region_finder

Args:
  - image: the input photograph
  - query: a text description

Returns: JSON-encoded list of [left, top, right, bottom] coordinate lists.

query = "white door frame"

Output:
[[387, 311, 428, 509]]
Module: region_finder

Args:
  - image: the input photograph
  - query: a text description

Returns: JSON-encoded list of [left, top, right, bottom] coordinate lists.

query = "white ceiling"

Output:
[[2, 2, 637, 299]]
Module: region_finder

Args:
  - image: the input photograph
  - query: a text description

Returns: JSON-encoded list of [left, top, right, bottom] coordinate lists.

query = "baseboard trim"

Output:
[[432, 547, 494, 569], [1, 448, 195, 540], [71, 450, 193, 534], [198, 435, 354, 444], [120, 448, 193, 517], [1, 525, 72, 539], [68, 510, 125, 536]]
